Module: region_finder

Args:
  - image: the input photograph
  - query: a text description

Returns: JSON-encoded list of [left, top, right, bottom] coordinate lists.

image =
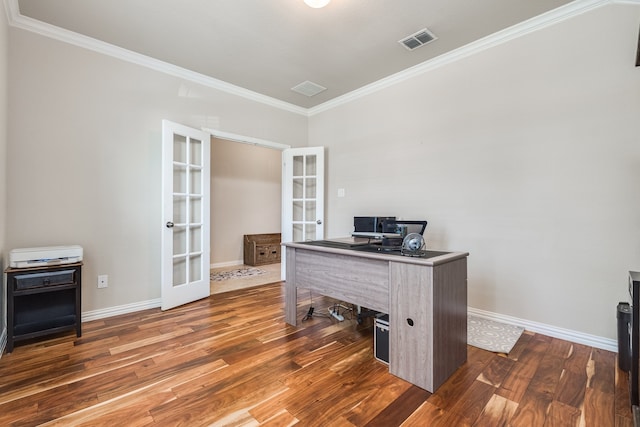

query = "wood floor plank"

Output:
[[554, 369, 587, 409], [364, 385, 431, 427], [544, 400, 582, 427], [427, 345, 494, 411], [509, 389, 553, 427], [292, 340, 344, 367], [616, 364, 632, 421], [400, 400, 462, 427], [0, 399, 39, 425], [476, 354, 515, 388], [496, 337, 546, 403], [590, 348, 617, 394], [527, 352, 565, 396], [583, 386, 615, 427], [547, 337, 574, 358], [257, 409, 299, 427], [446, 379, 497, 425], [149, 362, 292, 425], [473, 393, 519, 427], [248, 389, 296, 424], [344, 374, 413, 426], [563, 342, 593, 375], [41, 390, 173, 427], [506, 330, 534, 361]]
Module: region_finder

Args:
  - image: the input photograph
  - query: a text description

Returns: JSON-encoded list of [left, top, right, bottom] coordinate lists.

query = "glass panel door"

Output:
[[161, 120, 210, 310], [282, 147, 325, 279]]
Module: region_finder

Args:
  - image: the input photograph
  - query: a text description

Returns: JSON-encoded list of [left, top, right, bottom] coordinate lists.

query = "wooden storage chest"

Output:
[[244, 233, 281, 266]]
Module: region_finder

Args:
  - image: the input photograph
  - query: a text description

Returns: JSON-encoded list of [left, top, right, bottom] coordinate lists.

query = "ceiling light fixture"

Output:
[[304, 0, 330, 8]]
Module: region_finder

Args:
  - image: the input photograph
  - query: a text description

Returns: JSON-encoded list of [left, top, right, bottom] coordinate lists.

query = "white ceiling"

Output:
[[16, 0, 575, 109]]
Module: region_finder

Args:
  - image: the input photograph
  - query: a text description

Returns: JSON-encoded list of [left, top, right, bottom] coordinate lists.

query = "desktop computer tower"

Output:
[[374, 314, 389, 364]]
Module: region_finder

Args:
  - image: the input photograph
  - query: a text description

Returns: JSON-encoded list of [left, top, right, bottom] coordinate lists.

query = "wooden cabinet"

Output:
[[5, 263, 82, 353], [389, 258, 467, 392], [244, 233, 281, 266]]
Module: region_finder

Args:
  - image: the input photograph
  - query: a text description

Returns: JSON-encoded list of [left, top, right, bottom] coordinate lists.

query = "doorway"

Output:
[[209, 136, 283, 294]]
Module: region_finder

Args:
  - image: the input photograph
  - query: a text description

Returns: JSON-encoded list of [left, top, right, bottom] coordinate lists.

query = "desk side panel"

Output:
[[432, 257, 468, 388], [389, 262, 434, 391], [294, 249, 389, 313]]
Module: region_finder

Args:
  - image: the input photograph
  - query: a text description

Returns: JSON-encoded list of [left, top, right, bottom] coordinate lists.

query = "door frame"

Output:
[[202, 129, 325, 283], [203, 128, 290, 269]]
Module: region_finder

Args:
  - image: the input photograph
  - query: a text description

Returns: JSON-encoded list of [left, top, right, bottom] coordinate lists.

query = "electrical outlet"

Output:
[[97, 275, 108, 288]]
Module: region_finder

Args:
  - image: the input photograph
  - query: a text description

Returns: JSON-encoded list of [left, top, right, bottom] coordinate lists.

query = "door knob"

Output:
[[316, 219, 322, 225], [166, 221, 174, 228]]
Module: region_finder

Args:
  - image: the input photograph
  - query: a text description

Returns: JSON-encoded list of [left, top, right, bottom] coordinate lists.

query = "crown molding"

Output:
[[4, 0, 637, 118], [2, 0, 309, 117]]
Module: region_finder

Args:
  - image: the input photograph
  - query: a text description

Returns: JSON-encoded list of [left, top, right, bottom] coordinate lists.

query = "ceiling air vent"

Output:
[[291, 80, 327, 97], [399, 28, 437, 51]]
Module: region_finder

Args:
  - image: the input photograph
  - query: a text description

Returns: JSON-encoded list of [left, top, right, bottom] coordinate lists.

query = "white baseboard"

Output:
[[75, 300, 616, 353], [81, 298, 162, 322], [468, 307, 617, 352], [210, 260, 244, 269]]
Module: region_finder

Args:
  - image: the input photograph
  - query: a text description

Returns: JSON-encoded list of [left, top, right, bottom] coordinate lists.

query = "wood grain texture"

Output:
[[0, 282, 633, 426], [294, 248, 389, 313], [389, 261, 434, 390], [389, 258, 467, 392]]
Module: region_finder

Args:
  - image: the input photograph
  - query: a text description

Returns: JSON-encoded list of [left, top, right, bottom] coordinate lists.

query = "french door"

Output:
[[161, 120, 211, 310], [281, 147, 325, 279]]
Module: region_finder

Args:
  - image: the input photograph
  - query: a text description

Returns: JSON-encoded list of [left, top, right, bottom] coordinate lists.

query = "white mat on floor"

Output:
[[210, 268, 266, 281], [467, 315, 524, 354]]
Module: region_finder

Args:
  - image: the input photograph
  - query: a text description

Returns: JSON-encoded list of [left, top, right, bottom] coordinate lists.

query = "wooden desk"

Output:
[[283, 241, 468, 392]]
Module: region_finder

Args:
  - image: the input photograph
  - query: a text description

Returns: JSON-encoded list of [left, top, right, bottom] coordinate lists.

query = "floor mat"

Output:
[[210, 267, 266, 281], [467, 315, 524, 354]]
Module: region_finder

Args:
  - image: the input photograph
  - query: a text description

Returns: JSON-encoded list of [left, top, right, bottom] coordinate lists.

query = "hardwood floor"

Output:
[[0, 282, 633, 426]]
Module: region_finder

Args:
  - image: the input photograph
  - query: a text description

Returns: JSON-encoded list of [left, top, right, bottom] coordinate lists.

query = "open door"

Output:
[[281, 147, 325, 280], [161, 120, 211, 310]]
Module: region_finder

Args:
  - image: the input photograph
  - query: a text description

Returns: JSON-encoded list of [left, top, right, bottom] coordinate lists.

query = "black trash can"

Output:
[[618, 302, 632, 372]]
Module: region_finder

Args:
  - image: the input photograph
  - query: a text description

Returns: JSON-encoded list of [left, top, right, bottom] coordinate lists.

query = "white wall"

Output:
[[211, 137, 281, 265], [6, 28, 306, 313], [310, 3, 640, 340]]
